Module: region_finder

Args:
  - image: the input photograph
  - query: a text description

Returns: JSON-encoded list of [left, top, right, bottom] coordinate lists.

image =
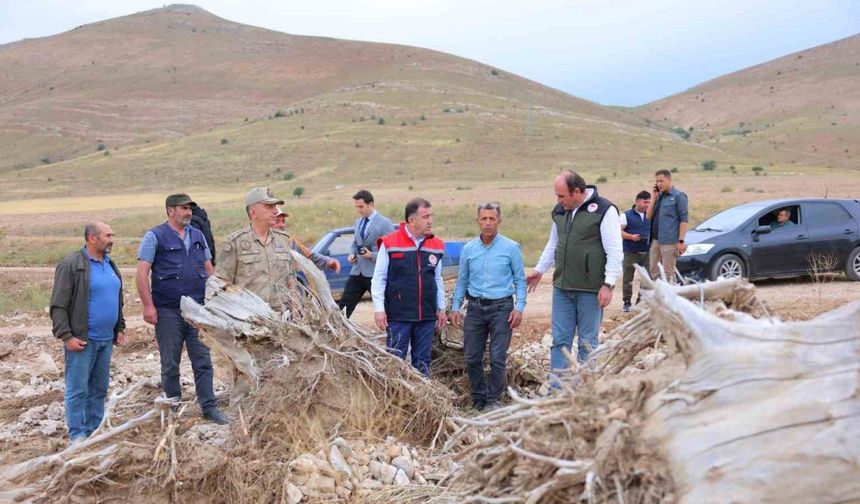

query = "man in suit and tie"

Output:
[[338, 190, 396, 318]]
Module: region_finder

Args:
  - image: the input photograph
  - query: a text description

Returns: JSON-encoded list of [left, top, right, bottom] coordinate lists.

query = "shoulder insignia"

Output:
[[221, 241, 233, 253], [226, 228, 247, 241], [240, 240, 252, 251]]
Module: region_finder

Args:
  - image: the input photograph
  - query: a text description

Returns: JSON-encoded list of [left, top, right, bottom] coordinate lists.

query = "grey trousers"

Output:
[[463, 297, 514, 403]]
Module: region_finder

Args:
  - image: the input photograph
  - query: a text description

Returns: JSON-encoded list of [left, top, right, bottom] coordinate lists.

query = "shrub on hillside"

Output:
[[596, 175, 608, 183], [671, 127, 690, 140], [220, 138, 228, 145], [96, 143, 106, 151], [293, 187, 305, 198], [701, 160, 717, 171]]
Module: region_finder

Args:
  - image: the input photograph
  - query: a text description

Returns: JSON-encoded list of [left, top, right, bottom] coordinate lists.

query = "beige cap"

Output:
[[275, 206, 290, 218], [245, 187, 284, 207]]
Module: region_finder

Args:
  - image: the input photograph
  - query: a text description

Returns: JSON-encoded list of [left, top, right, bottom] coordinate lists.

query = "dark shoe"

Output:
[[203, 408, 229, 425], [622, 301, 632, 313], [635, 296, 642, 305], [472, 399, 486, 412]]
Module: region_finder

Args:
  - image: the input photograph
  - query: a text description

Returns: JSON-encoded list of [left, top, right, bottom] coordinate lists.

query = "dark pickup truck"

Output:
[[310, 227, 465, 295]]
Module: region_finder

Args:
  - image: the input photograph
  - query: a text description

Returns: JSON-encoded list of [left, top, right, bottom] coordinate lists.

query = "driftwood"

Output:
[[1, 250, 455, 502], [436, 273, 858, 504], [642, 278, 860, 503]]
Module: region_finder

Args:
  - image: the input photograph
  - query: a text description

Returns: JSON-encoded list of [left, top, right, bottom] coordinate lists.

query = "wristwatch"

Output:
[[602, 282, 614, 290], [678, 239, 685, 243]]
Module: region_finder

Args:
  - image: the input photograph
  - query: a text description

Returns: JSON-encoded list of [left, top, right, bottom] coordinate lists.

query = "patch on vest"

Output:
[[587, 203, 598, 213], [428, 255, 438, 266], [221, 242, 233, 253], [240, 240, 251, 251]]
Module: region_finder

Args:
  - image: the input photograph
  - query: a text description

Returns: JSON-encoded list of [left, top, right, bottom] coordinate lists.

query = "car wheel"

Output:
[[709, 254, 746, 281], [845, 247, 860, 281]]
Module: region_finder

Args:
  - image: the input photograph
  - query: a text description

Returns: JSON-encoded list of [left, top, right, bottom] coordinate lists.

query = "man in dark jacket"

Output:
[[51, 222, 125, 445], [620, 191, 651, 312], [190, 205, 216, 266], [136, 193, 227, 424]]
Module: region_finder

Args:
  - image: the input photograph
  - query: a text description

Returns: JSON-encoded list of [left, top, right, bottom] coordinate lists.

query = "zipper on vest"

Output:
[[416, 245, 423, 320]]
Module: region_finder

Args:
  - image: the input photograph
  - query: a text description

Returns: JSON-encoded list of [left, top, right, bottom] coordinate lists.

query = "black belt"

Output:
[[466, 295, 512, 306]]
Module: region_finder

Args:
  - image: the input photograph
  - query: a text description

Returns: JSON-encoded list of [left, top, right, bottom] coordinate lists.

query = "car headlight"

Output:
[[682, 243, 715, 256]]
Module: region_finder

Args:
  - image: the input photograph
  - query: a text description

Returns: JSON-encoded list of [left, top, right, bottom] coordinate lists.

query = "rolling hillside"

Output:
[[0, 4, 731, 199], [638, 33, 860, 168]]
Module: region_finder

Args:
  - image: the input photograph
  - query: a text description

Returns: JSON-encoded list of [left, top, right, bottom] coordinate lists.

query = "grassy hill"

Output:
[[637, 33, 860, 168], [0, 3, 737, 198]]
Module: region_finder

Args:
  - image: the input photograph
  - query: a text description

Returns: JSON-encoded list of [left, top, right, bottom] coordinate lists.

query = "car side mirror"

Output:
[[754, 225, 772, 235]]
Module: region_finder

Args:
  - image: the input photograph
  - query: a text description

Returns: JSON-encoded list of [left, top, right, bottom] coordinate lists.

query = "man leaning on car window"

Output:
[[770, 208, 796, 230]]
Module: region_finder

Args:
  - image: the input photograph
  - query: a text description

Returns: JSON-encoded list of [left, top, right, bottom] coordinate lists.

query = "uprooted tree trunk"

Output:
[[0, 251, 455, 503], [642, 278, 860, 503], [435, 273, 858, 504]]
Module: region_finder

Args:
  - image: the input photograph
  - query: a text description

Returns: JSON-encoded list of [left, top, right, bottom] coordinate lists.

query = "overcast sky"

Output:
[[1, 0, 858, 106]]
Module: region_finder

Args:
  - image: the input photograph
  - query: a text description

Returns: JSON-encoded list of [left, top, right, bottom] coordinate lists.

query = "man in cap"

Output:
[[216, 188, 297, 311], [136, 194, 226, 424], [273, 207, 341, 274]]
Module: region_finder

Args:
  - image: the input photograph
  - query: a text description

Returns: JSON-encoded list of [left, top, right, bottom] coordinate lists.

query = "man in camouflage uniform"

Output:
[[216, 187, 297, 405], [216, 187, 297, 311]]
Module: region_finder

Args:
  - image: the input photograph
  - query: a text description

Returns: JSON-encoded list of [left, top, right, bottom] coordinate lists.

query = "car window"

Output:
[[758, 205, 800, 227], [805, 203, 852, 228], [695, 204, 767, 232], [327, 233, 355, 256]]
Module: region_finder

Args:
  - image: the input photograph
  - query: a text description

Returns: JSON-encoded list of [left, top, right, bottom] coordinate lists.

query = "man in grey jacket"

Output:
[[646, 169, 689, 283], [338, 189, 396, 318], [51, 222, 125, 445]]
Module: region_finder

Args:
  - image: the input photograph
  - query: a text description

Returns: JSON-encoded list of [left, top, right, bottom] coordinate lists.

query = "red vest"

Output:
[[379, 224, 445, 321]]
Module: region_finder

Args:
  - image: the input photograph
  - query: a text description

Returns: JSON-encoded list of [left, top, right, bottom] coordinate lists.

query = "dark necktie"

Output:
[[359, 217, 369, 240]]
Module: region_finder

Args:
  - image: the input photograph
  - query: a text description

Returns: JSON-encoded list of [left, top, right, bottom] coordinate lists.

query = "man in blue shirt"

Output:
[[136, 193, 227, 424], [647, 169, 689, 283], [51, 222, 125, 445], [451, 203, 527, 411]]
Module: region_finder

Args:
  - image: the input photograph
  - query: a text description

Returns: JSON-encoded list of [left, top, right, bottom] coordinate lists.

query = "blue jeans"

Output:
[[463, 298, 514, 403], [386, 320, 435, 377], [154, 307, 217, 412], [64, 339, 114, 440], [550, 287, 602, 375]]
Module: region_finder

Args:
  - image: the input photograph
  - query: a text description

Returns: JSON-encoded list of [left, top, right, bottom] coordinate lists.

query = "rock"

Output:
[[386, 445, 401, 460], [368, 460, 383, 480], [607, 407, 628, 421], [15, 386, 39, 398], [379, 463, 398, 484], [394, 469, 410, 486], [332, 437, 354, 457], [9, 330, 27, 345], [361, 479, 383, 490], [0, 339, 14, 358], [335, 486, 352, 499], [304, 475, 335, 494], [356, 451, 371, 466], [329, 445, 352, 478], [391, 456, 414, 479], [414, 472, 427, 485], [285, 482, 303, 504], [30, 352, 60, 378], [39, 420, 62, 436], [289, 457, 318, 476]]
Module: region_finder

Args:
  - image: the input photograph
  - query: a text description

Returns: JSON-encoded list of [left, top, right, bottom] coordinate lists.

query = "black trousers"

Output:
[[463, 297, 514, 403], [338, 274, 373, 318]]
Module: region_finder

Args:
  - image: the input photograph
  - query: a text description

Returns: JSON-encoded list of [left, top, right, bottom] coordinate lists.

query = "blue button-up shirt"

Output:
[[452, 233, 527, 312]]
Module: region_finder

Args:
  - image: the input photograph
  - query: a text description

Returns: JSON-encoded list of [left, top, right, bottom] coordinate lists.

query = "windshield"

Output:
[[695, 204, 768, 232]]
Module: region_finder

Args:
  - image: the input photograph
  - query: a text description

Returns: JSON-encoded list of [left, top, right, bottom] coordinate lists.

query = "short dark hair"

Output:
[[636, 190, 651, 200], [778, 207, 792, 217], [477, 201, 501, 218], [84, 222, 101, 241], [561, 171, 587, 192], [655, 169, 672, 178], [405, 197, 431, 221], [353, 189, 374, 204]]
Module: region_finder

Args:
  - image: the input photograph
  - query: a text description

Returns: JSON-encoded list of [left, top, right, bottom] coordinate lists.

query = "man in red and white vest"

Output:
[[371, 198, 447, 376]]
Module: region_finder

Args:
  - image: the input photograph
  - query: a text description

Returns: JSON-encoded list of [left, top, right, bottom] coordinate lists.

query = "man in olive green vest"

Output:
[[527, 171, 623, 381]]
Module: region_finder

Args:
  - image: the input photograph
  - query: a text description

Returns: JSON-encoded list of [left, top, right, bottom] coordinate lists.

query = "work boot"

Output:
[[203, 408, 229, 425], [472, 399, 486, 412], [622, 301, 632, 313]]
